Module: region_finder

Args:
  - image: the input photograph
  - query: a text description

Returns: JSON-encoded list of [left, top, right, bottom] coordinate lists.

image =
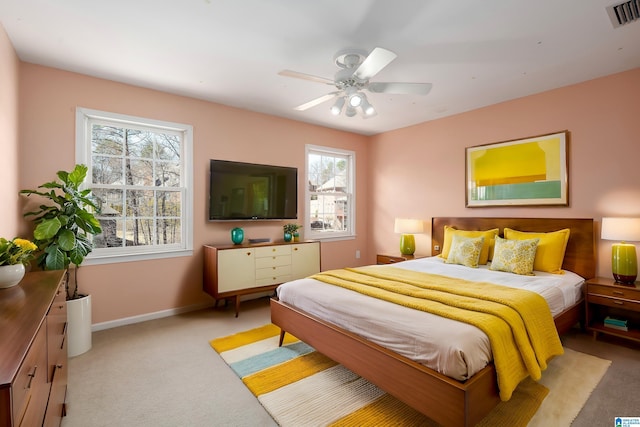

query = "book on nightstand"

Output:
[[604, 316, 629, 331]]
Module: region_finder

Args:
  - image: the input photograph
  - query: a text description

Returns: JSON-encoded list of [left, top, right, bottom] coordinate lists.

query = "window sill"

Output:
[[84, 248, 193, 265]]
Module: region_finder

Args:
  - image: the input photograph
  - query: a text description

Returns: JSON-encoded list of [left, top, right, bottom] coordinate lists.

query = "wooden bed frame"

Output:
[[271, 217, 595, 427]]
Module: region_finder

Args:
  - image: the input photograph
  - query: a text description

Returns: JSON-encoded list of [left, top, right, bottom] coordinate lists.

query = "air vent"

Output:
[[607, 0, 640, 28]]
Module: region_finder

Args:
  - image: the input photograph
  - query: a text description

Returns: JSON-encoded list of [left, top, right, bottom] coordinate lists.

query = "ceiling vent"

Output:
[[607, 0, 640, 28]]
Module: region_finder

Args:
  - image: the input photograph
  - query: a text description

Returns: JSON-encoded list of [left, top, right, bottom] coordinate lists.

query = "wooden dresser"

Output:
[[204, 241, 320, 316], [0, 270, 67, 427]]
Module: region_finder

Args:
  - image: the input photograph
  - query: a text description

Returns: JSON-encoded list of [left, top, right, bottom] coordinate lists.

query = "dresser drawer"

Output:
[[255, 254, 292, 269], [588, 284, 640, 300], [256, 265, 291, 280], [255, 245, 291, 258], [256, 263, 292, 285], [47, 298, 67, 383], [13, 325, 48, 426], [588, 294, 640, 313], [377, 255, 408, 265], [256, 274, 292, 286]]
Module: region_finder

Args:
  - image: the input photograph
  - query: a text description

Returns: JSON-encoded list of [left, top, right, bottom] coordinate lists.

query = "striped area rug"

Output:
[[210, 324, 550, 426]]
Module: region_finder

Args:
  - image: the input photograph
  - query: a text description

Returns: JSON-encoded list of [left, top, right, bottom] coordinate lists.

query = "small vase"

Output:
[[0, 264, 26, 289], [231, 227, 244, 245], [284, 232, 292, 242], [293, 232, 300, 242]]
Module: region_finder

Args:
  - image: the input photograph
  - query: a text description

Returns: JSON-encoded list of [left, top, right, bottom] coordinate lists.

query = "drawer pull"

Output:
[[26, 366, 38, 389], [613, 300, 624, 305], [612, 291, 625, 296], [246, 252, 251, 256], [294, 247, 298, 251], [272, 248, 276, 252], [389, 259, 397, 263]]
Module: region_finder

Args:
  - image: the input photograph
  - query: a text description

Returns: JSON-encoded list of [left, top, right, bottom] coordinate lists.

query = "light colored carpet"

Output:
[[60, 300, 635, 427], [211, 324, 611, 427]]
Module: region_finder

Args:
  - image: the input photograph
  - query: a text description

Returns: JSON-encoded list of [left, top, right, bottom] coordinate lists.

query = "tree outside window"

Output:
[[76, 108, 193, 264]]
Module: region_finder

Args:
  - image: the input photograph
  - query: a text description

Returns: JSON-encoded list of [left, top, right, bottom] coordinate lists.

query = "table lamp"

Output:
[[601, 217, 640, 284], [394, 218, 424, 255]]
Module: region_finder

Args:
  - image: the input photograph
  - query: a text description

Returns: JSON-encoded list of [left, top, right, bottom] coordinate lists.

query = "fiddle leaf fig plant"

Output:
[[21, 164, 102, 299]]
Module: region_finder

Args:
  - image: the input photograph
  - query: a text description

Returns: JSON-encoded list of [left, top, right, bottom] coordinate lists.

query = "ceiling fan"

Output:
[[279, 47, 432, 118]]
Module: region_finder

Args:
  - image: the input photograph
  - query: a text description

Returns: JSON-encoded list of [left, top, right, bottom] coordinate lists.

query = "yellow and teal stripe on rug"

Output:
[[210, 324, 549, 426]]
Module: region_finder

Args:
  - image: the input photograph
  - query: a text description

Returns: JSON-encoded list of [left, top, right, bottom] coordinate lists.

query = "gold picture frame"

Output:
[[466, 131, 568, 207]]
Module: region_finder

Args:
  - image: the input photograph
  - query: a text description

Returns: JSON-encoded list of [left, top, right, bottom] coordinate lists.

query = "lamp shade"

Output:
[[394, 219, 424, 234], [601, 217, 640, 284], [601, 217, 640, 241]]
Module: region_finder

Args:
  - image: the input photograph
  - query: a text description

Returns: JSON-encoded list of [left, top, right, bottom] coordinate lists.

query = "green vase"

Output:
[[231, 227, 244, 245], [284, 232, 292, 242]]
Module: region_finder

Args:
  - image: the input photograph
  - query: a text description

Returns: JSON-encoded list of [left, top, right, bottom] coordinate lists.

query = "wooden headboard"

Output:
[[431, 217, 595, 279]]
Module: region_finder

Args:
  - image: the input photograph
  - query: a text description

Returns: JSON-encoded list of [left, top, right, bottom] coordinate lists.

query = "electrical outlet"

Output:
[[434, 245, 440, 251], [355, 250, 361, 259]]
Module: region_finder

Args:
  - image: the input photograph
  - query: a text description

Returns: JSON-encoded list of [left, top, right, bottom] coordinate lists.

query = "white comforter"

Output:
[[276, 256, 584, 381]]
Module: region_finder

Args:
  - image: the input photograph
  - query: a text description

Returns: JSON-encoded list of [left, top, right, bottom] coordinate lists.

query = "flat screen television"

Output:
[[209, 159, 298, 221]]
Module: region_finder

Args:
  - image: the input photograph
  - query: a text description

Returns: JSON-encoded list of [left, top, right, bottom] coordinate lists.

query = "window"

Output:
[[76, 108, 193, 264], [305, 145, 355, 240]]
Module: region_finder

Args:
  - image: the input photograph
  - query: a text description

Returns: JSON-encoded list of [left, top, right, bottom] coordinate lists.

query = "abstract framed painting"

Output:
[[466, 131, 568, 207]]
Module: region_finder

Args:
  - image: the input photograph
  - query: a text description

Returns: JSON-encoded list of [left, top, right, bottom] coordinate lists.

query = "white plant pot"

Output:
[[67, 294, 92, 357], [0, 264, 26, 288]]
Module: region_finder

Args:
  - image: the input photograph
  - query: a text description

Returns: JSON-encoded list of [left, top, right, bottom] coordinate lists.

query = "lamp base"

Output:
[[612, 243, 637, 285], [399, 234, 416, 255], [613, 274, 636, 285]]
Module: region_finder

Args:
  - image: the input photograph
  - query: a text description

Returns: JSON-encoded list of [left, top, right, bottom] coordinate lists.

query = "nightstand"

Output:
[[376, 253, 424, 265], [585, 277, 640, 343]]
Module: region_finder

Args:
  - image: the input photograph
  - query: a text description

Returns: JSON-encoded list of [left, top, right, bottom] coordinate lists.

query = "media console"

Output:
[[203, 241, 320, 316]]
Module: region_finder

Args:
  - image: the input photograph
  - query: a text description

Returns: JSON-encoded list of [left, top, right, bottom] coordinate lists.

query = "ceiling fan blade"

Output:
[[353, 47, 397, 81], [294, 93, 339, 111], [279, 70, 334, 85], [368, 82, 433, 95]]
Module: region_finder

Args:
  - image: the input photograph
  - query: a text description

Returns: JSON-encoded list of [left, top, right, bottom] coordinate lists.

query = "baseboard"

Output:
[[92, 301, 214, 332]]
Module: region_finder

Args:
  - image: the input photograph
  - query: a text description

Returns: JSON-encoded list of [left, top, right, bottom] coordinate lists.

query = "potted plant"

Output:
[[283, 223, 302, 242], [0, 237, 38, 288], [21, 164, 102, 356]]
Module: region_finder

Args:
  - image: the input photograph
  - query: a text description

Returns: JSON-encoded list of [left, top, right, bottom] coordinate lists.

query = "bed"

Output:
[[270, 217, 595, 427]]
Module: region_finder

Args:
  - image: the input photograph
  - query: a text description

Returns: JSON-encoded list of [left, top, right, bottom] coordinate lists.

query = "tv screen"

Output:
[[209, 159, 298, 221]]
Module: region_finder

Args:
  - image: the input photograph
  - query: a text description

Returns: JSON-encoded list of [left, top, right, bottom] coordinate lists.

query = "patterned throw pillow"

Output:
[[490, 236, 540, 275], [445, 235, 485, 268]]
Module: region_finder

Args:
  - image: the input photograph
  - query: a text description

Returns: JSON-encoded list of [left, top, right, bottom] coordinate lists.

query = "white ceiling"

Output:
[[2, 0, 639, 136]]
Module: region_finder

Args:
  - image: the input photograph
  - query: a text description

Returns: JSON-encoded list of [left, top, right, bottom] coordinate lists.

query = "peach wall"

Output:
[[0, 25, 20, 237], [18, 64, 369, 324], [369, 68, 640, 278]]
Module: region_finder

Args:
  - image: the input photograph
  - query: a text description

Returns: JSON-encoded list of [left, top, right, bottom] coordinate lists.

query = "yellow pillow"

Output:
[[503, 228, 570, 274], [440, 226, 499, 265], [445, 235, 485, 268], [490, 236, 539, 276]]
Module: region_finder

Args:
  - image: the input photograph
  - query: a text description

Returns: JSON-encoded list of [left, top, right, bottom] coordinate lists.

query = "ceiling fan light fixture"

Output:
[[348, 92, 363, 107], [330, 97, 345, 115], [345, 105, 357, 117], [360, 98, 375, 115]]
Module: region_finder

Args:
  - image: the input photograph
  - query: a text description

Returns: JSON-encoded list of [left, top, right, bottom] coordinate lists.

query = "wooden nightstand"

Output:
[[585, 277, 640, 342], [376, 253, 424, 265]]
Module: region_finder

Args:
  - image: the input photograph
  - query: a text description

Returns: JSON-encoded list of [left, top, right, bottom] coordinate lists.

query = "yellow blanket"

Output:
[[310, 266, 564, 401]]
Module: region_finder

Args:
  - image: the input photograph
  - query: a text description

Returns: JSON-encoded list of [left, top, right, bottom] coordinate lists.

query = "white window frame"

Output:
[[305, 144, 356, 241], [76, 107, 193, 265]]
